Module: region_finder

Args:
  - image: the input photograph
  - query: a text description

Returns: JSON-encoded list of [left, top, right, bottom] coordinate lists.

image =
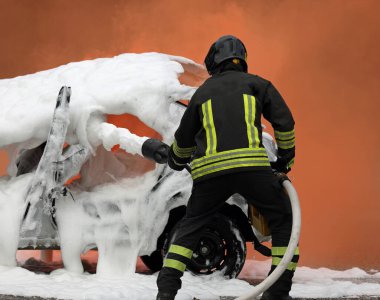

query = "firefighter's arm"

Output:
[[262, 82, 295, 173], [168, 99, 200, 171]]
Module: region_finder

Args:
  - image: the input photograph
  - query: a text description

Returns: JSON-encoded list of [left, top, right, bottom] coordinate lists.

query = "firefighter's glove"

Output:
[[271, 156, 290, 174], [167, 146, 186, 171], [273, 147, 295, 174], [141, 138, 169, 164]]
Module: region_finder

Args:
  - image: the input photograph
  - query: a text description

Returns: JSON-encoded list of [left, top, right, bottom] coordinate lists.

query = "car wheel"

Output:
[[165, 213, 246, 278]]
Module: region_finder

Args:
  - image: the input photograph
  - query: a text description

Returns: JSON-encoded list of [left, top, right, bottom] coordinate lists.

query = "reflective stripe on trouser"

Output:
[[271, 246, 299, 271], [264, 245, 300, 297], [157, 174, 237, 294], [162, 244, 193, 272]]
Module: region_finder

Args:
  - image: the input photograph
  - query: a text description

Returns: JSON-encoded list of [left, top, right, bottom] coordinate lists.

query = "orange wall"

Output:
[[0, 151, 7, 175], [0, 0, 379, 270]]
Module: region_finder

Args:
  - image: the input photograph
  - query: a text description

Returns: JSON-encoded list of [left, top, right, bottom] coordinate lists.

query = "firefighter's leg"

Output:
[[157, 175, 233, 298], [234, 170, 299, 298], [262, 213, 298, 299]]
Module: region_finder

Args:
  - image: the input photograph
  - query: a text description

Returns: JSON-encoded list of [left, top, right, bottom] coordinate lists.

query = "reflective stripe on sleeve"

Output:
[[287, 157, 295, 169], [274, 129, 295, 140], [276, 138, 295, 149], [172, 140, 196, 158], [274, 129, 295, 150], [172, 157, 186, 167]]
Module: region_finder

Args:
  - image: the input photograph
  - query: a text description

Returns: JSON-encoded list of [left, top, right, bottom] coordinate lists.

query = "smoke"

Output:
[[1, 0, 380, 269], [0, 0, 295, 77]]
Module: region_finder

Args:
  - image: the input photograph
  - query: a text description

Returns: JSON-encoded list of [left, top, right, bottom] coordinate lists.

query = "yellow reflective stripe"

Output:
[[168, 244, 193, 259], [193, 162, 271, 180], [272, 246, 299, 256], [163, 258, 186, 272], [172, 140, 195, 158], [202, 100, 217, 155], [192, 148, 267, 167], [243, 94, 260, 148], [287, 158, 295, 169], [277, 138, 295, 149], [275, 129, 295, 149], [208, 101, 217, 154], [272, 257, 298, 271], [193, 156, 270, 174], [277, 143, 295, 150], [251, 95, 260, 148], [202, 103, 211, 154], [192, 153, 267, 170], [192, 158, 270, 180], [274, 129, 295, 140], [173, 140, 196, 152], [172, 157, 186, 167], [191, 148, 268, 169], [244, 94, 253, 148]]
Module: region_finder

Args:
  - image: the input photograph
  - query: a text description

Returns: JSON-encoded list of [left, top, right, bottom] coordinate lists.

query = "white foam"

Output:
[[0, 53, 200, 275]]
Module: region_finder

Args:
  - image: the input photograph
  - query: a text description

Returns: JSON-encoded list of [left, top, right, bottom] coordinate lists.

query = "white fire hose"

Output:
[[236, 179, 301, 300]]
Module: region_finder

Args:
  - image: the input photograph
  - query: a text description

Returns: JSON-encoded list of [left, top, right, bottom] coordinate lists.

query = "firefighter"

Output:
[[156, 35, 298, 300]]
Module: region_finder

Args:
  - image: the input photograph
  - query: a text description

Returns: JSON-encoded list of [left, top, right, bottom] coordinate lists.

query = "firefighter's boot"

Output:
[[156, 292, 176, 300], [261, 293, 293, 300]]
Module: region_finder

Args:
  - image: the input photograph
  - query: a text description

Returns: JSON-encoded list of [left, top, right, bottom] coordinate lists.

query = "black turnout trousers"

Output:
[[157, 170, 299, 297]]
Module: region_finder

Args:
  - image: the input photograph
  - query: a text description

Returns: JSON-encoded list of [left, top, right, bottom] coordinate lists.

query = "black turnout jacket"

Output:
[[170, 68, 295, 183]]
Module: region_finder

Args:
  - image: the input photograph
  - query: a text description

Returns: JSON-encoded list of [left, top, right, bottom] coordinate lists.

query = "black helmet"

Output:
[[204, 35, 247, 75]]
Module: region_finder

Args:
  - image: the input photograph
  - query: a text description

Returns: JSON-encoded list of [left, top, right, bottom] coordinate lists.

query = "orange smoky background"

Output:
[[0, 0, 379, 270]]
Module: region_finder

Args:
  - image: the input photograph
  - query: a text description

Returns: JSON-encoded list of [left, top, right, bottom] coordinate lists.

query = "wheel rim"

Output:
[[164, 214, 247, 278], [189, 228, 227, 274]]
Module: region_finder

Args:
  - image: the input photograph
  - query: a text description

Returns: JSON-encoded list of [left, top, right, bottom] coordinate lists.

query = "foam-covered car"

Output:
[[0, 53, 275, 277]]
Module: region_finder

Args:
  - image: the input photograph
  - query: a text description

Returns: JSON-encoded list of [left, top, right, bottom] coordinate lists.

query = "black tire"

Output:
[[165, 213, 246, 278]]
